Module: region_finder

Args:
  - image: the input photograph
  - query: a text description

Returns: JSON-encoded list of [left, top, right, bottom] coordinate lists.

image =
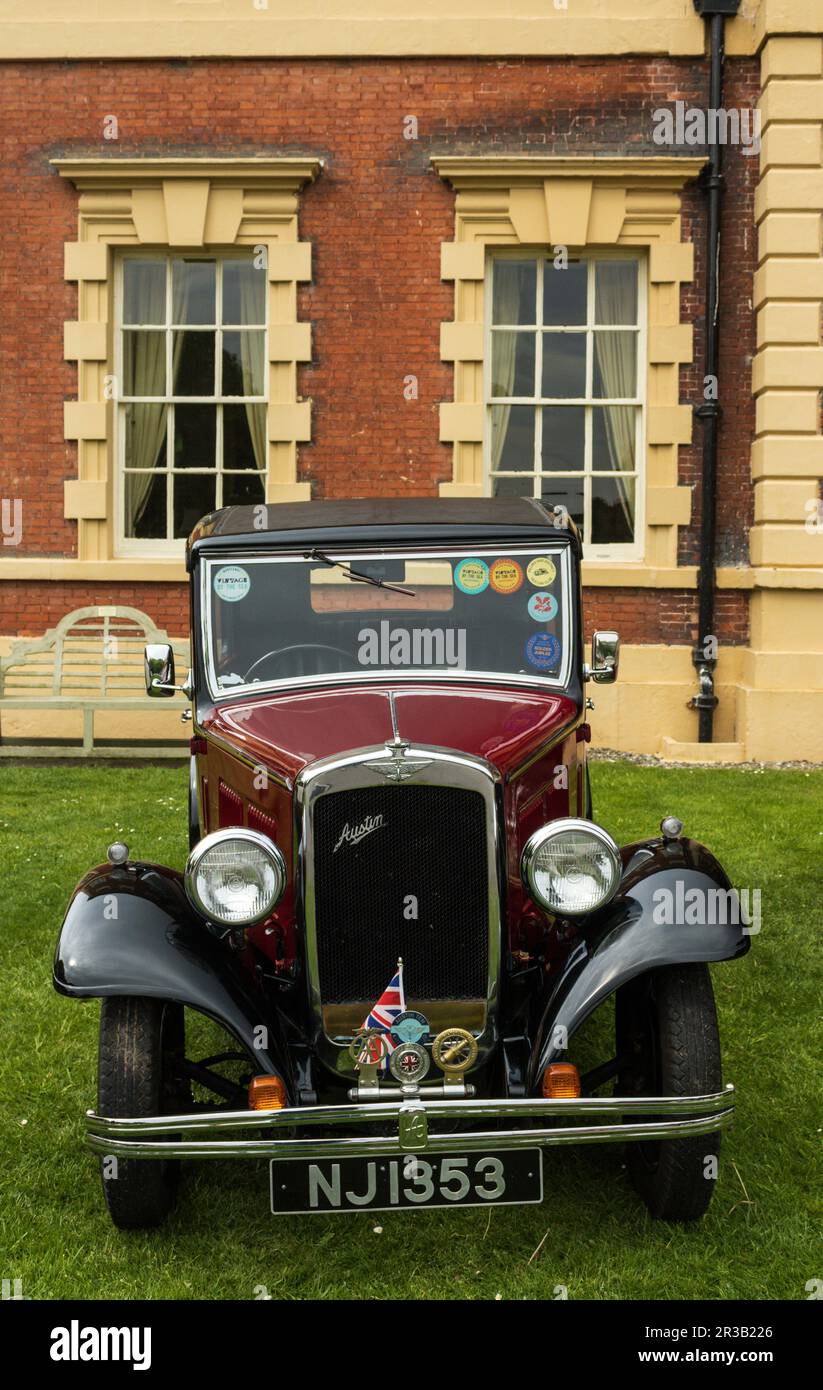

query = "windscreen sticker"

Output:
[[527, 591, 558, 622], [454, 558, 489, 594], [489, 558, 524, 594], [527, 556, 556, 587], [213, 565, 251, 603], [525, 632, 561, 670]]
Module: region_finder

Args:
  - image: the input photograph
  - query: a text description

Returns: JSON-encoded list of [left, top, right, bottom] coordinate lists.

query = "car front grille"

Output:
[[312, 783, 489, 1006]]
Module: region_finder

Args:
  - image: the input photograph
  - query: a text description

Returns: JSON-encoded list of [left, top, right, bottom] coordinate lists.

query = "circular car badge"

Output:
[[431, 1027, 479, 1076], [391, 1010, 430, 1045], [389, 1042, 431, 1084], [527, 556, 556, 587], [349, 1028, 390, 1071]]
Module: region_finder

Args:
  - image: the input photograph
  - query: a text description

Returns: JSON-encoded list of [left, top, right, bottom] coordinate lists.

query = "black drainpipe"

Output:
[[690, 0, 740, 740]]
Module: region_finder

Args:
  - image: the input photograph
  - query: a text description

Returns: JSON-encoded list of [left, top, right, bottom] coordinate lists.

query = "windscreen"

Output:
[[203, 546, 572, 696]]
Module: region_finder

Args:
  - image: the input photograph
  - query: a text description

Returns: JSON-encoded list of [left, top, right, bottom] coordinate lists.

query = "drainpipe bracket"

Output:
[[696, 165, 724, 193], [692, 1, 741, 15], [688, 692, 719, 711]]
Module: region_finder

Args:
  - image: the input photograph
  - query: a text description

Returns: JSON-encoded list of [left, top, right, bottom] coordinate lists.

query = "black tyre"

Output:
[[97, 997, 189, 1230], [616, 964, 722, 1222]]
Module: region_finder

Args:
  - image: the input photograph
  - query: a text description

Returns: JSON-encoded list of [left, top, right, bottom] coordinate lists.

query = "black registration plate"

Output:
[[270, 1148, 543, 1214]]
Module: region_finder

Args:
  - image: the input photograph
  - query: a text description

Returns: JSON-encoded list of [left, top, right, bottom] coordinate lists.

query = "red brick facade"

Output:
[[0, 56, 758, 641]]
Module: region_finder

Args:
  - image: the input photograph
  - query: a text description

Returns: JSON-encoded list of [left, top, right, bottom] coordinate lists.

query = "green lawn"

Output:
[[0, 762, 820, 1301]]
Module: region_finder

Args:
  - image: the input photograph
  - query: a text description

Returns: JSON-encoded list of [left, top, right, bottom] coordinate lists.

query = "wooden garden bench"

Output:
[[0, 605, 190, 758]]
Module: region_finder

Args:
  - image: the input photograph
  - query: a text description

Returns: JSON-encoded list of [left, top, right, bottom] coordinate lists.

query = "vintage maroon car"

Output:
[[54, 498, 749, 1226]]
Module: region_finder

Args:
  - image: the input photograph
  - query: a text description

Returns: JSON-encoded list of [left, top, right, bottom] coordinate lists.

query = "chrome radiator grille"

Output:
[[311, 783, 489, 1005]]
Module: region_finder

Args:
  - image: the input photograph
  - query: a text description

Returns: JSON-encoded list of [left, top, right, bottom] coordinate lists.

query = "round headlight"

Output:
[[185, 829, 287, 926], [521, 818, 620, 917]]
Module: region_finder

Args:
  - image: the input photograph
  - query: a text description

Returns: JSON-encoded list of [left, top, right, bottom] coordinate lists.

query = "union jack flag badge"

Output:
[[361, 958, 406, 1070]]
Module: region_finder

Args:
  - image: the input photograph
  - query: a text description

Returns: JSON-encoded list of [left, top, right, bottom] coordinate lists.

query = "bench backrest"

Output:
[[0, 606, 190, 700]]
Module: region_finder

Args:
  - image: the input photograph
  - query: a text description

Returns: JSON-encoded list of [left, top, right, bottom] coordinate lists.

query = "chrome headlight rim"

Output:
[[185, 827, 287, 926], [521, 817, 621, 917]]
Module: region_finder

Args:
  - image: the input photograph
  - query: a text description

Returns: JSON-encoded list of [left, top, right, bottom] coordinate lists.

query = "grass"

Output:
[[0, 761, 820, 1301]]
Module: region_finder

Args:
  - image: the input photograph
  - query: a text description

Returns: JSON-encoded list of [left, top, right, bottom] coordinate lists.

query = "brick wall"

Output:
[[0, 55, 757, 641], [0, 582, 189, 639], [583, 588, 748, 646]]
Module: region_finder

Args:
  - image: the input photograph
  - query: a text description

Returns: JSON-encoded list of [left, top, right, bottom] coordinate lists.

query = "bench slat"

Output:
[[1, 605, 190, 755]]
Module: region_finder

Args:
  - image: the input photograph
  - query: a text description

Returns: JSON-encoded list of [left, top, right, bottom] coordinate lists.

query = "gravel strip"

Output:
[[588, 747, 823, 772]]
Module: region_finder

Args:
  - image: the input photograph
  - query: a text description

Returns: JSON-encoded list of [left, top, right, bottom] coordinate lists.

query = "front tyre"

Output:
[[616, 964, 722, 1222], [97, 997, 189, 1230]]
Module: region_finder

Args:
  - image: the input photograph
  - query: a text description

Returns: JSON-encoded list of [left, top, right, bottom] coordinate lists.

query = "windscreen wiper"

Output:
[[305, 548, 416, 597]]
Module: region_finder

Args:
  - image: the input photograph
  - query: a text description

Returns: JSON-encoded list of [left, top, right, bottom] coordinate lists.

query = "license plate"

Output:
[[270, 1148, 543, 1214]]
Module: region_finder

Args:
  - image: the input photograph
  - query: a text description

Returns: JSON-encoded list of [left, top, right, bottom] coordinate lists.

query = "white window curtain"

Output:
[[490, 277, 522, 472], [592, 272, 636, 535], [240, 267, 267, 475], [127, 272, 191, 532]]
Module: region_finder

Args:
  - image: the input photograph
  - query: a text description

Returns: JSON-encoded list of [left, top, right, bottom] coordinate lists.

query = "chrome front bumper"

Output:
[[85, 1086, 736, 1161]]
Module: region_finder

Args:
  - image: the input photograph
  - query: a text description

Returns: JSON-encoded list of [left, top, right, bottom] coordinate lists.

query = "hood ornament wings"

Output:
[[370, 693, 433, 781], [369, 738, 433, 783]]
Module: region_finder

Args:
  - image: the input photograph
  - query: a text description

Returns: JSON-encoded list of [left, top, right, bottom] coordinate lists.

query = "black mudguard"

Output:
[[54, 860, 292, 1089], [527, 836, 751, 1091]]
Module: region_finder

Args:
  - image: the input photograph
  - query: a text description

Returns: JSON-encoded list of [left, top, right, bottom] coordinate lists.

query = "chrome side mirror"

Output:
[[144, 643, 191, 698], [584, 630, 620, 684]]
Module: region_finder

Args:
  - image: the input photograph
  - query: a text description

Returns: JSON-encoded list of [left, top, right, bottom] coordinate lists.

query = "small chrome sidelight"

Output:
[[583, 630, 620, 684]]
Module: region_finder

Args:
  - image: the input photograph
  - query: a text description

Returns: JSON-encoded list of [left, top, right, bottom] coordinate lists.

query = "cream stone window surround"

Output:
[[484, 247, 647, 562], [114, 248, 272, 557], [432, 154, 705, 586], [54, 156, 321, 579]]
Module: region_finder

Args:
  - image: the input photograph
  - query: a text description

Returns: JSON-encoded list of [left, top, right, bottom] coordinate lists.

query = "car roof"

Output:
[[187, 497, 580, 566]]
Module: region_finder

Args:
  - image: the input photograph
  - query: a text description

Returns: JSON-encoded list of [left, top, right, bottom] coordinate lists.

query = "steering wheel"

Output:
[[243, 643, 353, 683]]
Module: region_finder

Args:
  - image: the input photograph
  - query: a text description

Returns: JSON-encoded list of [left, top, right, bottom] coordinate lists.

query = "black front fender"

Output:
[[527, 837, 751, 1091], [54, 861, 290, 1085]]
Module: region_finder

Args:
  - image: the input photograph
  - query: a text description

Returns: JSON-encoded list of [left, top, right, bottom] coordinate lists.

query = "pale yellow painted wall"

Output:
[[0, 0, 760, 58], [741, 28, 823, 762]]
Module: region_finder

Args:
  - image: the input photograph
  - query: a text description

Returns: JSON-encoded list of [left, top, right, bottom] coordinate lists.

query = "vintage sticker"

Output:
[[526, 555, 557, 587], [454, 558, 489, 594], [525, 632, 562, 670], [213, 565, 251, 602], [489, 558, 524, 594], [527, 591, 558, 622]]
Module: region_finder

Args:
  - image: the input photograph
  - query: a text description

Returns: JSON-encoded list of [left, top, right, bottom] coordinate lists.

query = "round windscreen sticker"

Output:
[[489, 558, 524, 594], [213, 565, 251, 603], [527, 556, 556, 587], [528, 591, 558, 622], [525, 632, 561, 670], [454, 558, 489, 594]]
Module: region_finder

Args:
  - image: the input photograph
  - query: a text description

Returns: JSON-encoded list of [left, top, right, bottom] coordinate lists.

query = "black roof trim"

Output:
[[187, 497, 581, 567]]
